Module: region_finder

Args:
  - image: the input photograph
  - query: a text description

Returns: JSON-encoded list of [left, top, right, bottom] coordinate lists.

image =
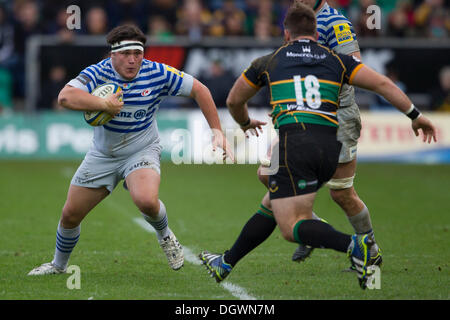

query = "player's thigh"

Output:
[[257, 165, 270, 188], [271, 193, 316, 241], [122, 144, 162, 212], [125, 168, 161, 212], [62, 185, 110, 226], [332, 158, 357, 179], [336, 104, 361, 164], [261, 191, 271, 211]]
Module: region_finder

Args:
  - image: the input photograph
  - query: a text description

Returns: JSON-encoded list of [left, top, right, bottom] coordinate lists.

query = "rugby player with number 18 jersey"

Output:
[[28, 25, 234, 276], [200, 4, 436, 289], [291, 0, 379, 267]]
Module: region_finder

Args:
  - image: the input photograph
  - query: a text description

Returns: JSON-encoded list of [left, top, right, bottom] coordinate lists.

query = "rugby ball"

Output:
[[84, 83, 122, 126]]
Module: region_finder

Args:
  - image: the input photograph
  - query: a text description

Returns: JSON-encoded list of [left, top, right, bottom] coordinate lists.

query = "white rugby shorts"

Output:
[[71, 144, 162, 192], [336, 103, 361, 163]]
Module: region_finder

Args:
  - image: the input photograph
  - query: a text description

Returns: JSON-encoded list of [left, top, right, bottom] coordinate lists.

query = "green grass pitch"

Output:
[[0, 160, 448, 300]]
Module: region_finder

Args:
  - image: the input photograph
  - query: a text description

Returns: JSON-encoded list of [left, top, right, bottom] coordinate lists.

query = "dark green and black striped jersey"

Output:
[[243, 39, 363, 129]]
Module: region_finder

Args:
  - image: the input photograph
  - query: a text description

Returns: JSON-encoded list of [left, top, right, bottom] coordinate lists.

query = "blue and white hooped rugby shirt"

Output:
[[67, 58, 194, 157], [316, 2, 360, 107]]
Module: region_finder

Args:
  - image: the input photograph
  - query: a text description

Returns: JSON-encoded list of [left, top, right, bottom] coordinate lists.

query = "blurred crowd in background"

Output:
[[0, 0, 449, 113]]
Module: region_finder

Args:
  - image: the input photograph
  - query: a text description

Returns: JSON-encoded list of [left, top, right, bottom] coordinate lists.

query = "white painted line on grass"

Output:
[[221, 283, 256, 301], [133, 216, 156, 233], [132, 217, 257, 300]]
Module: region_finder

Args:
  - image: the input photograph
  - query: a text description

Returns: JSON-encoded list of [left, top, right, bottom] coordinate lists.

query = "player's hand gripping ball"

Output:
[[84, 83, 122, 126]]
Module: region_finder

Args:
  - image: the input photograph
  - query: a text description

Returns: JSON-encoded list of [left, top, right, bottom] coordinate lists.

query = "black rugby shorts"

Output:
[[269, 123, 342, 200]]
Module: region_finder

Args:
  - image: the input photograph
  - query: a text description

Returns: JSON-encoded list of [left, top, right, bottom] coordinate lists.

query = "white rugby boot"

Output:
[[28, 262, 66, 276], [159, 230, 184, 270]]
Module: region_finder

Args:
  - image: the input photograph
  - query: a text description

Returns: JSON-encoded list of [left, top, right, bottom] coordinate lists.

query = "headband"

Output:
[[111, 40, 144, 53]]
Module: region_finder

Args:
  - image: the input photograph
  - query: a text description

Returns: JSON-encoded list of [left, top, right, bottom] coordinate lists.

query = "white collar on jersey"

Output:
[[111, 40, 144, 53]]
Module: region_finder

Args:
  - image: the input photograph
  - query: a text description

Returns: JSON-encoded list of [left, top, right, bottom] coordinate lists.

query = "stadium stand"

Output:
[[0, 0, 448, 112]]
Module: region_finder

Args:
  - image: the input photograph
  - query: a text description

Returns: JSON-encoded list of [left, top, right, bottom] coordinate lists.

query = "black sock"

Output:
[[294, 219, 351, 253], [224, 209, 276, 267]]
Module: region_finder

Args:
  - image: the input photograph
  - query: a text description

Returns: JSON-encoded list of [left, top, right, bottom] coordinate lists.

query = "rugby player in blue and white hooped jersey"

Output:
[[28, 25, 234, 275]]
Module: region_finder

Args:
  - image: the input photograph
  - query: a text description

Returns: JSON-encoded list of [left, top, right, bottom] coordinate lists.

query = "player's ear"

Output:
[[284, 29, 290, 42], [315, 30, 319, 40]]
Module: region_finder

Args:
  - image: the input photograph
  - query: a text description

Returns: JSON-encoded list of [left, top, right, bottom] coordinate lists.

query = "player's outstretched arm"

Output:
[[411, 115, 436, 144], [58, 85, 123, 116], [226, 75, 267, 136], [350, 66, 437, 143], [189, 78, 235, 161]]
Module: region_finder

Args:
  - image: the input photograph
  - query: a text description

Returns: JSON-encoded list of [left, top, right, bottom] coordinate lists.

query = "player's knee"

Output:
[[257, 166, 269, 188], [281, 229, 293, 242], [329, 187, 359, 210], [276, 223, 294, 242], [135, 197, 160, 217], [61, 205, 82, 228]]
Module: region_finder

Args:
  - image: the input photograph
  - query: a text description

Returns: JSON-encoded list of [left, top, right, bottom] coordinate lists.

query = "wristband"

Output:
[[405, 105, 421, 120], [239, 118, 251, 127]]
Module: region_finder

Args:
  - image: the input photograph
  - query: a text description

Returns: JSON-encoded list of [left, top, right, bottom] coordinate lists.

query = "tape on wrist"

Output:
[[239, 118, 251, 127], [405, 104, 421, 120]]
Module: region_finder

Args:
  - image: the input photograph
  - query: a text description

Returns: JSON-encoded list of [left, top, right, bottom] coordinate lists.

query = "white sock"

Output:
[[52, 222, 80, 270], [348, 205, 373, 234], [348, 205, 379, 254], [142, 200, 170, 241]]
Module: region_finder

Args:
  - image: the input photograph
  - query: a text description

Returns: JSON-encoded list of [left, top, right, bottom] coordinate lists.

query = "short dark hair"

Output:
[[106, 24, 147, 46], [283, 3, 317, 38]]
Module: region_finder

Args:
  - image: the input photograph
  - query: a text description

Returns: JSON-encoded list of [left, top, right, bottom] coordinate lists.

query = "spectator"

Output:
[[0, 3, 15, 68], [414, 0, 450, 38], [253, 16, 274, 41], [13, 0, 42, 54], [84, 6, 109, 35], [12, 0, 43, 98], [147, 0, 178, 33], [242, 0, 260, 35], [148, 15, 174, 41], [370, 64, 407, 111], [2, 0, 449, 112], [209, 0, 246, 36], [41, 0, 78, 32], [45, 6, 76, 43], [428, 7, 449, 38], [224, 11, 246, 36], [197, 59, 236, 108], [431, 65, 450, 111], [175, 0, 211, 41], [107, 0, 147, 32], [207, 0, 247, 11], [387, 0, 415, 37], [39, 65, 68, 111], [255, 0, 281, 37]]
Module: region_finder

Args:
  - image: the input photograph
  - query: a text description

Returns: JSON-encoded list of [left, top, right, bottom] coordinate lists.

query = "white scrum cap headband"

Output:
[[111, 40, 144, 53]]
